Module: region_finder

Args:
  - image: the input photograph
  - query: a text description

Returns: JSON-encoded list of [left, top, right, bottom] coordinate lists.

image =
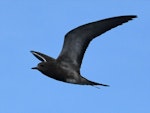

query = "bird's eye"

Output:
[[40, 64, 44, 67]]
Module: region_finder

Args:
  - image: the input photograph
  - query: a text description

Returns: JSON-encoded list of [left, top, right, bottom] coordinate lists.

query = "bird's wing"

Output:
[[31, 51, 55, 62], [57, 15, 137, 70]]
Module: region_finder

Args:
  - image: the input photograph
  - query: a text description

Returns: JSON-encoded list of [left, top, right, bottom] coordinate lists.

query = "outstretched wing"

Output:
[[31, 51, 55, 62], [57, 15, 137, 70]]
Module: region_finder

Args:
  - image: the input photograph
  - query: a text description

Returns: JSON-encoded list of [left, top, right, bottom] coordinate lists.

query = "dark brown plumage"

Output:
[[31, 15, 137, 86]]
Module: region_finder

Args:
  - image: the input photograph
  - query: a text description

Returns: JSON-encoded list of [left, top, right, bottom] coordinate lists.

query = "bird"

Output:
[[31, 15, 137, 86]]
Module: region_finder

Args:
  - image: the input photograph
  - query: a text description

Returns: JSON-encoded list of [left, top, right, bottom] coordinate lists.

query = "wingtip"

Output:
[[30, 50, 47, 62], [116, 15, 137, 20], [130, 15, 138, 19], [122, 15, 137, 18], [134, 15, 138, 18], [30, 50, 36, 54], [129, 15, 137, 18], [30, 50, 40, 56]]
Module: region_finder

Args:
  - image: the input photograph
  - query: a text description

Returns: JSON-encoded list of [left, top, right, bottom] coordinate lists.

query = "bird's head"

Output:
[[31, 50, 55, 74], [32, 62, 45, 70], [32, 62, 50, 74]]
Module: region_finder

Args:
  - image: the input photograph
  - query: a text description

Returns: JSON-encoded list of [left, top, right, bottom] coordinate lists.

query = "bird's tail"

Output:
[[81, 77, 109, 86], [88, 80, 109, 86]]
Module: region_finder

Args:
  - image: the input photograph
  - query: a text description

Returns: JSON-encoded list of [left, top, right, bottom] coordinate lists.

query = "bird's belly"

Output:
[[41, 64, 80, 84], [65, 78, 78, 84]]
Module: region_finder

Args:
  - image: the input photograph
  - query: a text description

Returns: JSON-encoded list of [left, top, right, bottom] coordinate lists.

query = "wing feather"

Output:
[[57, 15, 137, 70]]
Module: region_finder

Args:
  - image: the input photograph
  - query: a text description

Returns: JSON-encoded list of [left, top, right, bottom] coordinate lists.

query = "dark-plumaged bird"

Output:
[[31, 15, 137, 86]]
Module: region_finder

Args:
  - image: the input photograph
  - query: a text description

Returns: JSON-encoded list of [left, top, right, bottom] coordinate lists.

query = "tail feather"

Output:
[[81, 77, 109, 86], [88, 80, 109, 86]]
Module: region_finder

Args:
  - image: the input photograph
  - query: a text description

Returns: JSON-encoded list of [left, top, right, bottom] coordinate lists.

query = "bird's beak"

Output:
[[31, 67, 38, 70]]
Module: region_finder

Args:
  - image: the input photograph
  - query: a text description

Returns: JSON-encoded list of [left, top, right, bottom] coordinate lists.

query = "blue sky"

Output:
[[0, 1, 149, 113]]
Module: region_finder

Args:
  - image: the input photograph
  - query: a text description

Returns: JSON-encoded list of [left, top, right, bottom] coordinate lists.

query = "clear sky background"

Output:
[[0, 1, 149, 113]]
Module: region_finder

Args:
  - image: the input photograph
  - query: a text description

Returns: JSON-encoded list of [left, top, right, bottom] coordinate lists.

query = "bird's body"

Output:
[[31, 15, 137, 86], [31, 54, 107, 86]]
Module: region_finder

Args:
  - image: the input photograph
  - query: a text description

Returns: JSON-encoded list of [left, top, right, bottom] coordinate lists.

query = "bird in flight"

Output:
[[31, 15, 137, 86]]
